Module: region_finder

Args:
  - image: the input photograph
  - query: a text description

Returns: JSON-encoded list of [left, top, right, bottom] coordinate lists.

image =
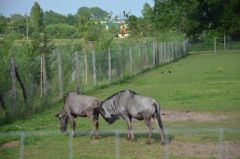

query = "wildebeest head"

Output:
[[99, 106, 117, 124], [55, 111, 69, 133]]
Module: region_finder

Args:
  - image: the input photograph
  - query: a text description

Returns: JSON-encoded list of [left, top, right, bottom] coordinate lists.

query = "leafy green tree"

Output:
[[9, 14, 26, 35], [75, 7, 91, 26], [43, 10, 66, 26], [89, 7, 108, 19], [66, 14, 75, 25], [0, 15, 8, 35], [30, 1, 43, 33]]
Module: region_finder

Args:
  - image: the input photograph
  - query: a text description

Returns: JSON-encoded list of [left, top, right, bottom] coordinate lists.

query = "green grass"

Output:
[[0, 51, 240, 159]]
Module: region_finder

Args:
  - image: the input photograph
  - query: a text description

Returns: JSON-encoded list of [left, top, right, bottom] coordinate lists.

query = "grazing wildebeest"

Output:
[[55, 92, 101, 138], [100, 90, 165, 144]]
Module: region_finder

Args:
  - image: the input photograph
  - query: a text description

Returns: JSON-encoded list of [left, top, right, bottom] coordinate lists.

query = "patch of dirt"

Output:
[[168, 141, 240, 159], [1, 141, 19, 148], [161, 110, 228, 122]]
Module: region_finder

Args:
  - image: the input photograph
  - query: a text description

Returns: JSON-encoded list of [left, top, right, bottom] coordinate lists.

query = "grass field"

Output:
[[0, 51, 240, 159]]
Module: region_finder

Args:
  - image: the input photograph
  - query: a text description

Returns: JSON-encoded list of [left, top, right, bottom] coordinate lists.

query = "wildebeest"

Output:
[[100, 90, 165, 144], [55, 92, 101, 138]]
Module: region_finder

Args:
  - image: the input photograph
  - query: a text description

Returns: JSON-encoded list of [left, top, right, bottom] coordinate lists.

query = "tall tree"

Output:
[[30, 1, 43, 32], [43, 10, 66, 26]]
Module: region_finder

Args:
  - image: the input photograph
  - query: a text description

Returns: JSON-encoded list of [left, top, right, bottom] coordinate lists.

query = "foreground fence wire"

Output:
[[1, 39, 188, 118], [0, 128, 239, 159]]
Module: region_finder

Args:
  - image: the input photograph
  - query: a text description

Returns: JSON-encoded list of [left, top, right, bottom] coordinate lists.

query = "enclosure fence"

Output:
[[0, 128, 239, 159], [189, 35, 240, 52], [1, 39, 188, 117]]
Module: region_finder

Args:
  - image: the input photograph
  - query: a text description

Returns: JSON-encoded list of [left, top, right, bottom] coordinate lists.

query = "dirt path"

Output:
[[168, 141, 240, 159], [161, 110, 228, 122]]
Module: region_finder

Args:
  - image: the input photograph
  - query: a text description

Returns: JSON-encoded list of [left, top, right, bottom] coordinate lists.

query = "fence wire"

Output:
[[0, 40, 188, 118]]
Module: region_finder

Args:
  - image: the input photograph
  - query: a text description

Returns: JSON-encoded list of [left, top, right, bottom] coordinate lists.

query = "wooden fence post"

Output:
[[214, 37, 217, 53], [92, 45, 97, 86], [129, 47, 133, 75], [11, 57, 17, 117], [159, 42, 162, 65], [121, 46, 124, 78], [145, 42, 148, 69], [139, 45, 143, 72], [152, 42, 156, 67], [84, 48, 88, 85], [224, 33, 226, 50], [42, 53, 48, 102], [40, 56, 43, 97], [57, 51, 64, 98], [108, 48, 111, 83], [171, 41, 174, 62], [75, 52, 80, 93]]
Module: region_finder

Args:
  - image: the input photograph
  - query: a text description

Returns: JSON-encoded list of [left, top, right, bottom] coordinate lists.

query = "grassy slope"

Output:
[[0, 51, 240, 159]]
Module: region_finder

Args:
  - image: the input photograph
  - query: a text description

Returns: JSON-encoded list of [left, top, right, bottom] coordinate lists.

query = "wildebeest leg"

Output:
[[69, 116, 76, 137], [145, 118, 153, 144], [123, 116, 134, 141], [154, 114, 165, 145], [90, 119, 99, 139]]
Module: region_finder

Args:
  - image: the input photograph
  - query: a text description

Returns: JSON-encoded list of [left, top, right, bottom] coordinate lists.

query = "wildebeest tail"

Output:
[[153, 103, 164, 129]]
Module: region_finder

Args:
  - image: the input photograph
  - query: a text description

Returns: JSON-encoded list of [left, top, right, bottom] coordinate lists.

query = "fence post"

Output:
[[57, 51, 64, 98], [171, 41, 174, 62], [75, 52, 80, 93], [144, 42, 148, 69], [214, 37, 217, 53], [121, 47, 124, 78], [224, 33, 226, 50], [84, 48, 88, 85], [42, 53, 48, 103], [92, 45, 97, 86], [129, 47, 133, 75], [10, 57, 17, 117], [139, 45, 143, 71], [163, 42, 166, 64], [159, 42, 163, 65], [152, 42, 156, 67], [40, 56, 43, 97], [108, 48, 111, 83]]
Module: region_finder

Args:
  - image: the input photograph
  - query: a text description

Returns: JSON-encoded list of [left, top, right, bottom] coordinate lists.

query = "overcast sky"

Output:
[[0, 0, 154, 17]]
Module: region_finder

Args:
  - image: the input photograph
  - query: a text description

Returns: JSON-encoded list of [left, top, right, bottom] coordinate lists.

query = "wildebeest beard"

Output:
[[100, 108, 118, 124], [106, 114, 119, 124]]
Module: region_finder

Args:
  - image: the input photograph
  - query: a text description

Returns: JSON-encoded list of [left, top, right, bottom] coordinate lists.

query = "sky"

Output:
[[0, 0, 154, 17]]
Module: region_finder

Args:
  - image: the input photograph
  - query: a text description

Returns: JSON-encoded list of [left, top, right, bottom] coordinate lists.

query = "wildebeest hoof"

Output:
[[146, 140, 151, 145], [95, 136, 99, 139]]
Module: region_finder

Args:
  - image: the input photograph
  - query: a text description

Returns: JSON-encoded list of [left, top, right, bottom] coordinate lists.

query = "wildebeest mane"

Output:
[[101, 90, 137, 105]]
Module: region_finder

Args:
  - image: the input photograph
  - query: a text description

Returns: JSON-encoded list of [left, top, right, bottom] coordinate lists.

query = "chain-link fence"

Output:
[[0, 39, 188, 119]]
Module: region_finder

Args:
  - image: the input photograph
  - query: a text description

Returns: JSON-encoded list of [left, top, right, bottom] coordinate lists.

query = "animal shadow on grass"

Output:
[[96, 131, 174, 145], [64, 131, 174, 145]]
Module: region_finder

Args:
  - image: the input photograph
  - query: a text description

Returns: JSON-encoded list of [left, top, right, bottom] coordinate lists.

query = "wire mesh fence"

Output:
[[0, 39, 188, 118], [0, 128, 239, 159], [189, 35, 240, 52]]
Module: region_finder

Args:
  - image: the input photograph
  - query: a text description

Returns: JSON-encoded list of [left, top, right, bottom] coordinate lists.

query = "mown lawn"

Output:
[[0, 51, 240, 159]]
